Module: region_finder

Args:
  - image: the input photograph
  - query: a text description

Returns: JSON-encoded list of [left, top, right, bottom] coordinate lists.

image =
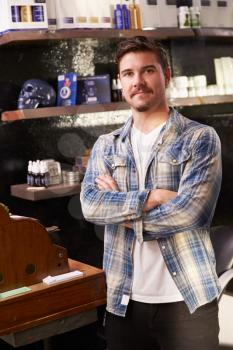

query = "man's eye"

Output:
[[145, 68, 155, 74], [123, 72, 133, 77]]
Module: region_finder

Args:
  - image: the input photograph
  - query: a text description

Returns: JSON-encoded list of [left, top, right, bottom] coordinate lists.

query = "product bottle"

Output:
[[129, 1, 142, 30], [11, 6, 21, 23], [20, 6, 32, 22], [134, 1, 142, 30], [114, 4, 123, 29], [30, 161, 36, 187], [190, 6, 201, 28], [178, 6, 191, 28], [27, 160, 33, 186], [40, 161, 50, 187], [34, 160, 41, 187], [111, 79, 118, 102], [117, 78, 123, 102], [122, 4, 131, 29]]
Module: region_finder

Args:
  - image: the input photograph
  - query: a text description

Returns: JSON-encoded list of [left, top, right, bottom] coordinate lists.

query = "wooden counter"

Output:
[[0, 259, 106, 347]]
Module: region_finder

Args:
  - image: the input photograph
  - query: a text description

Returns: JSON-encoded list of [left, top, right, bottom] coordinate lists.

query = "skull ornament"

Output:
[[18, 79, 56, 109]]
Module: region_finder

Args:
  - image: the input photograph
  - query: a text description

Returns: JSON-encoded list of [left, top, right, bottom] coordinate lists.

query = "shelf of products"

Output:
[[0, 28, 195, 46], [10, 183, 81, 201], [2, 96, 233, 122], [0, 27, 233, 46]]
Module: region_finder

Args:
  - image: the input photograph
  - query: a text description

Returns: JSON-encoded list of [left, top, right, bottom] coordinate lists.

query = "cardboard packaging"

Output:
[[76, 75, 111, 105], [157, 0, 178, 27], [133, 0, 161, 29], [46, 0, 57, 30], [55, 0, 76, 29], [220, 57, 233, 94], [214, 0, 232, 28], [86, 0, 111, 28], [195, 0, 232, 28], [57, 73, 77, 107], [0, 0, 48, 33], [194, 0, 215, 27]]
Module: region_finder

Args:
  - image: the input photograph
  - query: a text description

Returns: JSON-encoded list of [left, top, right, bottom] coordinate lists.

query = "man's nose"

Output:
[[132, 73, 145, 87]]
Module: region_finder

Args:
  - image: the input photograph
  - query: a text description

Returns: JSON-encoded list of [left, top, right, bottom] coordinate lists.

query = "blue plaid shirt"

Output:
[[80, 108, 222, 316]]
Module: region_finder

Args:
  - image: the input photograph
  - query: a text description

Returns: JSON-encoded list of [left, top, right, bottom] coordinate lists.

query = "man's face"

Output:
[[119, 51, 170, 113]]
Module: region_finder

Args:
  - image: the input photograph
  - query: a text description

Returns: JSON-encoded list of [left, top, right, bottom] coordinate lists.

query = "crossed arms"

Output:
[[80, 127, 222, 238]]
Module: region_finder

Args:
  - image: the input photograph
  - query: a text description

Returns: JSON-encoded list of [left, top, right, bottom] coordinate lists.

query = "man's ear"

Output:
[[165, 66, 171, 88]]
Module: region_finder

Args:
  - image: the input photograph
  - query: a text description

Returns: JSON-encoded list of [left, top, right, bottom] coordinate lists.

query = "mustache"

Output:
[[130, 87, 153, 98]]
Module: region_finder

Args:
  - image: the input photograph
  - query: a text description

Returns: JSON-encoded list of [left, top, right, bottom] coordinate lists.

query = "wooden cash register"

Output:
[[0, 204, 106, 347]]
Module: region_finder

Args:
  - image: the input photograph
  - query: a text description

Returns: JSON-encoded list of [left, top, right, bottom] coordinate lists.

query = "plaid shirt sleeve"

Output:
[[80, 135, 149, 225], [142, 126, 222, 239]]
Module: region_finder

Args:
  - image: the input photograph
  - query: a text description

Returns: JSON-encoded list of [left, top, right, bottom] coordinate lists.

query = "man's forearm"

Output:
[[142, 189, 178, 212]]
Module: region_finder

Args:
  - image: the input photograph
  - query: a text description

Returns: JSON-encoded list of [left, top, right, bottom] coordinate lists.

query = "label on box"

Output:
[[76, 74, 111, 105], [57, 73, 77, 107]]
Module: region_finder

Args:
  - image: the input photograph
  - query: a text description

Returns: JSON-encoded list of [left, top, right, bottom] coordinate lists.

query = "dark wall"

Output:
[[0, 37, 233, 263], [170, 37, 233, 226]]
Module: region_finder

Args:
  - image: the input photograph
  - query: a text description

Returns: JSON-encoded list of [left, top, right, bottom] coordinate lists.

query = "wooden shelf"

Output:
[[0, 28, 195, 45], [194, 27, 233, 40], [2, 96, 233, 122], [0, 27, 233, 46], [169, 95, 233, 107], [1, 102, 130, 121], [11, 183, 81, 201]]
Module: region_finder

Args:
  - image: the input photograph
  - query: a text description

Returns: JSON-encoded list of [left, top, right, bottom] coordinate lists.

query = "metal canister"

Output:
[[32, 6, 44, 22], [11, 6, 21, 22], [20, 6, 32, 22]]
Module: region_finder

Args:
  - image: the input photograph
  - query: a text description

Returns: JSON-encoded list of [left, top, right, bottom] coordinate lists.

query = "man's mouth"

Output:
[[131, 89, 152, 98]]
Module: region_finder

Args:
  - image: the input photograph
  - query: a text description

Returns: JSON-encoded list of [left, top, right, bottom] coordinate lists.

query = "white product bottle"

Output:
[[190, 6, 201, 28], [27, 160, 33, 186], [178, 6, 191, 28]]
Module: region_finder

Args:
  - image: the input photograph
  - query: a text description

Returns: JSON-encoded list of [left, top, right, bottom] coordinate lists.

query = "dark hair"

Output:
[[116, 36, 169, 74]]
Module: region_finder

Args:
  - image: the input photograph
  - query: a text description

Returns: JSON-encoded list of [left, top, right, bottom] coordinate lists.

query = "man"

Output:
[[80, 36, 222, 350]]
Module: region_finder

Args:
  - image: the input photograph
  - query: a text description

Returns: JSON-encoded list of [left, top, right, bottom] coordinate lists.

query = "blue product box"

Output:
[[57, 72, 77, 106], [76, 74, 111, 105]]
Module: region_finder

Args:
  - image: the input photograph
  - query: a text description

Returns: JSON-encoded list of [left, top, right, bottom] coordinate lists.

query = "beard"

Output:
[[128, 87, 154, 112], [130, 95, 154, 112], [134, 103, 151, 112]]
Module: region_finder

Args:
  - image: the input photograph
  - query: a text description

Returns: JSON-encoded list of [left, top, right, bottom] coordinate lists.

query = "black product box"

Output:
[[76, 74, 111, 104]]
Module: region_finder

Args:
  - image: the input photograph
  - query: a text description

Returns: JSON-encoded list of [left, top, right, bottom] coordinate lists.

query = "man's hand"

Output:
[[143, 189, 177, 212], [95, 174, 119, 191], [95, 174, 132, 228]]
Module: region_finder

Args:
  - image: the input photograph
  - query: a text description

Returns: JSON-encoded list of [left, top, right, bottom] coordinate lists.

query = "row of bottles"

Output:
[[27, 160, 49, 187], [114, 1, 141, 30], [178, 6, 200, 28]]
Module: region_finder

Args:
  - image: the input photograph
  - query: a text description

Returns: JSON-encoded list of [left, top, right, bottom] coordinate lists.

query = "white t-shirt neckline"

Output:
[[130, 123, 183, 304]]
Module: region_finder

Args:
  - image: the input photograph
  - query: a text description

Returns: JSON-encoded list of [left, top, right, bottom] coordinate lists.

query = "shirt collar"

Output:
[[112, 107, 185, 142]]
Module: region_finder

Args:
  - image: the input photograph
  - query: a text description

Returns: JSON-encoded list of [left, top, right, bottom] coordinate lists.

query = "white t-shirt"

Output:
[[130, 123, 183, 303]]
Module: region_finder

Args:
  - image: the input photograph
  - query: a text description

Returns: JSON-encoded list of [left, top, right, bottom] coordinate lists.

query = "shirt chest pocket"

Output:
[[104, 155, 128, 190], [156, 149, 191, 190]]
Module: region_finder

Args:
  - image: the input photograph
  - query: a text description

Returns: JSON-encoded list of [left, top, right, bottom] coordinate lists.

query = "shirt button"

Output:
[[111, 163, 115, 169], [172, 272, 177, 276], [162, 245, 166, 250], [172, 159, 177, 164]]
